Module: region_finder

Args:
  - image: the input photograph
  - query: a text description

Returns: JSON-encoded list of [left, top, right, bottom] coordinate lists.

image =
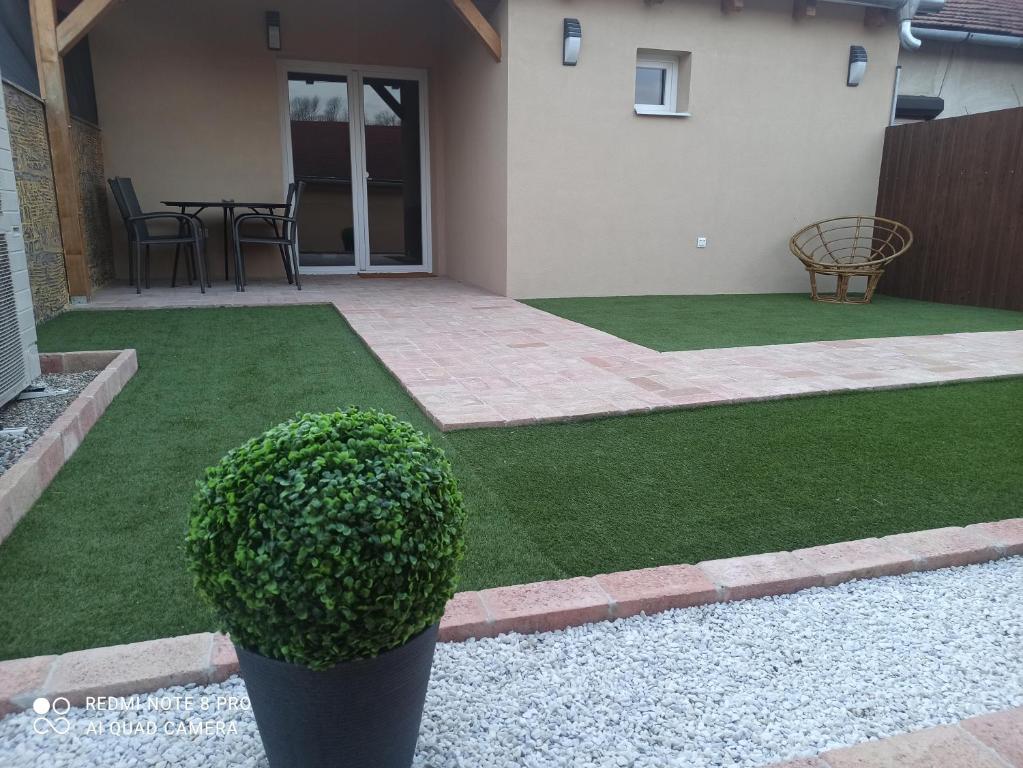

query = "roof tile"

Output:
[[915, 0, 1023, 38]]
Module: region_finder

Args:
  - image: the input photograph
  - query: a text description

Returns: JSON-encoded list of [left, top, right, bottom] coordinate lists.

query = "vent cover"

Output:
[[0, 234, 27, 398]]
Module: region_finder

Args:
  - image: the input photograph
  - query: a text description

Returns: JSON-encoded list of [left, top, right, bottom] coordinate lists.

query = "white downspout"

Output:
[[898, 0, 924, 49], [899, 20, 922, 49], [889, 65, 902, 126]]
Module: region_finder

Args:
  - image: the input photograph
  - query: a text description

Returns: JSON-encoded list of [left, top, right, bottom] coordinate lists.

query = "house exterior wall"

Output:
[[897, 43, 1023, 118], [440, 0, 509, 295], [1, 81, 114, 319], [87, 0, 901, 298], [504, 0, 901, 298], [2, 82, 69, 321], [88, 0, 449, 281], [72, 118, 116, 289]]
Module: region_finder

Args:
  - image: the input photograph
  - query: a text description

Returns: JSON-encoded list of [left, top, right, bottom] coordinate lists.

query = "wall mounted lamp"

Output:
[[563, 18, 582, 65], [847, 45, 867, 86], [266, 11, 281, 51]]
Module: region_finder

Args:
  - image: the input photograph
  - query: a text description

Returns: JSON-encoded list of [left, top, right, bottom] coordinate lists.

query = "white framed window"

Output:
[[634, 50, 692, 117], [635, 54, 678, 113]]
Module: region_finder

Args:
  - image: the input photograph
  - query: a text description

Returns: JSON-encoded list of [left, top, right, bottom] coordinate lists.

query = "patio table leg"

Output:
[[172, 204, 194, 287], [223, 206, 231, 281]]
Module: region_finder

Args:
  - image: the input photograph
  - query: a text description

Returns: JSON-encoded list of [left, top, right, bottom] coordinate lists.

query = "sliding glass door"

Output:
[[282, 63, 430, 274], [362, 77, 424, 268], [286, 73, 357, 268]]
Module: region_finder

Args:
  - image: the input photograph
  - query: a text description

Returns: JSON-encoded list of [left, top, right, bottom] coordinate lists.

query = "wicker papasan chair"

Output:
[[789, 216, 913, 304]]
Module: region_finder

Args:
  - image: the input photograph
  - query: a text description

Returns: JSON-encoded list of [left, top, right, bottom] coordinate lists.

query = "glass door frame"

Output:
[[277, 59, 433, 275]]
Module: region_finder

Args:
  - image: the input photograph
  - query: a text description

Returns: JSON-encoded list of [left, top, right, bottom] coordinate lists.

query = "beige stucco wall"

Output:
[[505, 0, 901, 298], [89, 0, 449, 281], [897, 42, 1023, 118], [440, 0, 509, 295], [88, 0, 902, 298]]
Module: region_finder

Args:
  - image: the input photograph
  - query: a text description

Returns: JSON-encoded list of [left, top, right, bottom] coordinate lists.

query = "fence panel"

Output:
[[875, 107, 1023, 311]]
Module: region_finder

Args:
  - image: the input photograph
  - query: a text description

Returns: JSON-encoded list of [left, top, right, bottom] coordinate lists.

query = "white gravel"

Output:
[[0, 372, 98, 475], [2, 557, 1021, 768]]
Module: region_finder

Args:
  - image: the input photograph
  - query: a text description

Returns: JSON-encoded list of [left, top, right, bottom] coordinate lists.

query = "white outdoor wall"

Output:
[[0, 75, 41, 388], [505, 0, 901, 298], [440, 0, 509, 295], [89, 0, 450, 281], [897, 42, 1023, 118]]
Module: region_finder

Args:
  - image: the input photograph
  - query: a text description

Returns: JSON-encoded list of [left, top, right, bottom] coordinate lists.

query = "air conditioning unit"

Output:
[[0, 83, 41, 407]]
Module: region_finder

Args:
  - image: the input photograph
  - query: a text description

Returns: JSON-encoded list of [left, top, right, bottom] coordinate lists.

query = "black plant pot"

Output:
[[236, 623, 439, 768]]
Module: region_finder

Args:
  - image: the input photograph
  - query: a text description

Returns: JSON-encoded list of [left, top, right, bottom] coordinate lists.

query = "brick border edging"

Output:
[[765, 705, 1023, 767], [1, 519, 1020, 716], [0, 350, 138, 547]]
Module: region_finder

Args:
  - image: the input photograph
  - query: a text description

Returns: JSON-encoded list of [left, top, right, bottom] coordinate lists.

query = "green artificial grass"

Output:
[[0, 305, 1019, 659], [524, 293, 1023, 352]]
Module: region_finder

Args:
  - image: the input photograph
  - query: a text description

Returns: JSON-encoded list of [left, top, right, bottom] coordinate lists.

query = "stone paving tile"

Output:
[[792, 538, 917, 586], [697, 551, 823, 600], [960, 707, 1023, 767], [479, 576, 613, 635], [967, 519, 1023, 556], [883, 527, 1001, 571], [596, 564, 720, 618], [822, 724, 1009, 768], [0, 655, 56, 716], [44, 634, 215, 706], [86, 277, 1023, 431], [438, 591, 494, 642], [208, 634, 240, 683]]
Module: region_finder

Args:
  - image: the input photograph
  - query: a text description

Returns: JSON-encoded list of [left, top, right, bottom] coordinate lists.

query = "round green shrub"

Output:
[[185, 408, 465, 670]]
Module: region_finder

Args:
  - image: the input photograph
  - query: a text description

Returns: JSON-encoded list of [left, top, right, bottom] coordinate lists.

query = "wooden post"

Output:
[[29, 0, 91, 300]]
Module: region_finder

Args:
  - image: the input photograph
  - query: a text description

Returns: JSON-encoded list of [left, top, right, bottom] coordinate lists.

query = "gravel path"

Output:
[[0, 372, 98, 475], [1, 557, 1020, 768]]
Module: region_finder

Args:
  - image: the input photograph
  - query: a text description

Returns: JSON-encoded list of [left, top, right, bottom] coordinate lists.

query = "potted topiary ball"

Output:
[[185, 408, 465, 768]]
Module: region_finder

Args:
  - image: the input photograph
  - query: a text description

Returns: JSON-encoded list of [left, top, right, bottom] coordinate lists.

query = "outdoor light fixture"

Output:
[[266, 11, 281, 51], [847, 45, 868, 86], [563, 18, 582, 65]]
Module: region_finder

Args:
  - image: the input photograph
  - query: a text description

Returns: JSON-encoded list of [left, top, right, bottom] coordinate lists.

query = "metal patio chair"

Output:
[[232, 181, 304, 292], [108, 177, 208, 294]]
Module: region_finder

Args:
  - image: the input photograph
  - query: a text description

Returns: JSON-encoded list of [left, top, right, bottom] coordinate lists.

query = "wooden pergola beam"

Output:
[[30, 0, 91, 300], [56, 0, 120, 55], [445, 0, 502, 62]]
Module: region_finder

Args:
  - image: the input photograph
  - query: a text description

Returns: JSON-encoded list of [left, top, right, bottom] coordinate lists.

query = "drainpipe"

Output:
[[910, 27, 1023, 49], [898, 0, 924, 49], [889, 65, 902, 126]]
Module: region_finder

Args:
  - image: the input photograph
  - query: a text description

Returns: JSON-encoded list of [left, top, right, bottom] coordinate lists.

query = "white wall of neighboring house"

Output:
[[898, 42, 1023, 118], [0, 72, 41, 395]]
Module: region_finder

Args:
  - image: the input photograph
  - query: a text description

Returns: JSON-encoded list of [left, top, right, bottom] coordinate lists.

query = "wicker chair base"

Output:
[[807, 268, 884, 304]]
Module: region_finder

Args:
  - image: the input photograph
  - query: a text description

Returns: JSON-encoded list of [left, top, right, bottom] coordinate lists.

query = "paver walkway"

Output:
[[768, 707, 1023, 768], [86, 277, 1023, 430]]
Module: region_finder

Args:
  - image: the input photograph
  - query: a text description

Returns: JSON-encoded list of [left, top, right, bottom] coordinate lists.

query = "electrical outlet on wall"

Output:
[[696, 237, 708, 248]]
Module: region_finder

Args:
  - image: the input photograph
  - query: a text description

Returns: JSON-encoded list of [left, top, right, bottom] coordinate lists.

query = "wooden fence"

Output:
[[875, 107, 1023, 311]]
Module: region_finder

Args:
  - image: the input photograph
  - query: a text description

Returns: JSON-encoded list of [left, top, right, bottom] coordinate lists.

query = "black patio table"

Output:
[[162, 200, 288, 282]]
